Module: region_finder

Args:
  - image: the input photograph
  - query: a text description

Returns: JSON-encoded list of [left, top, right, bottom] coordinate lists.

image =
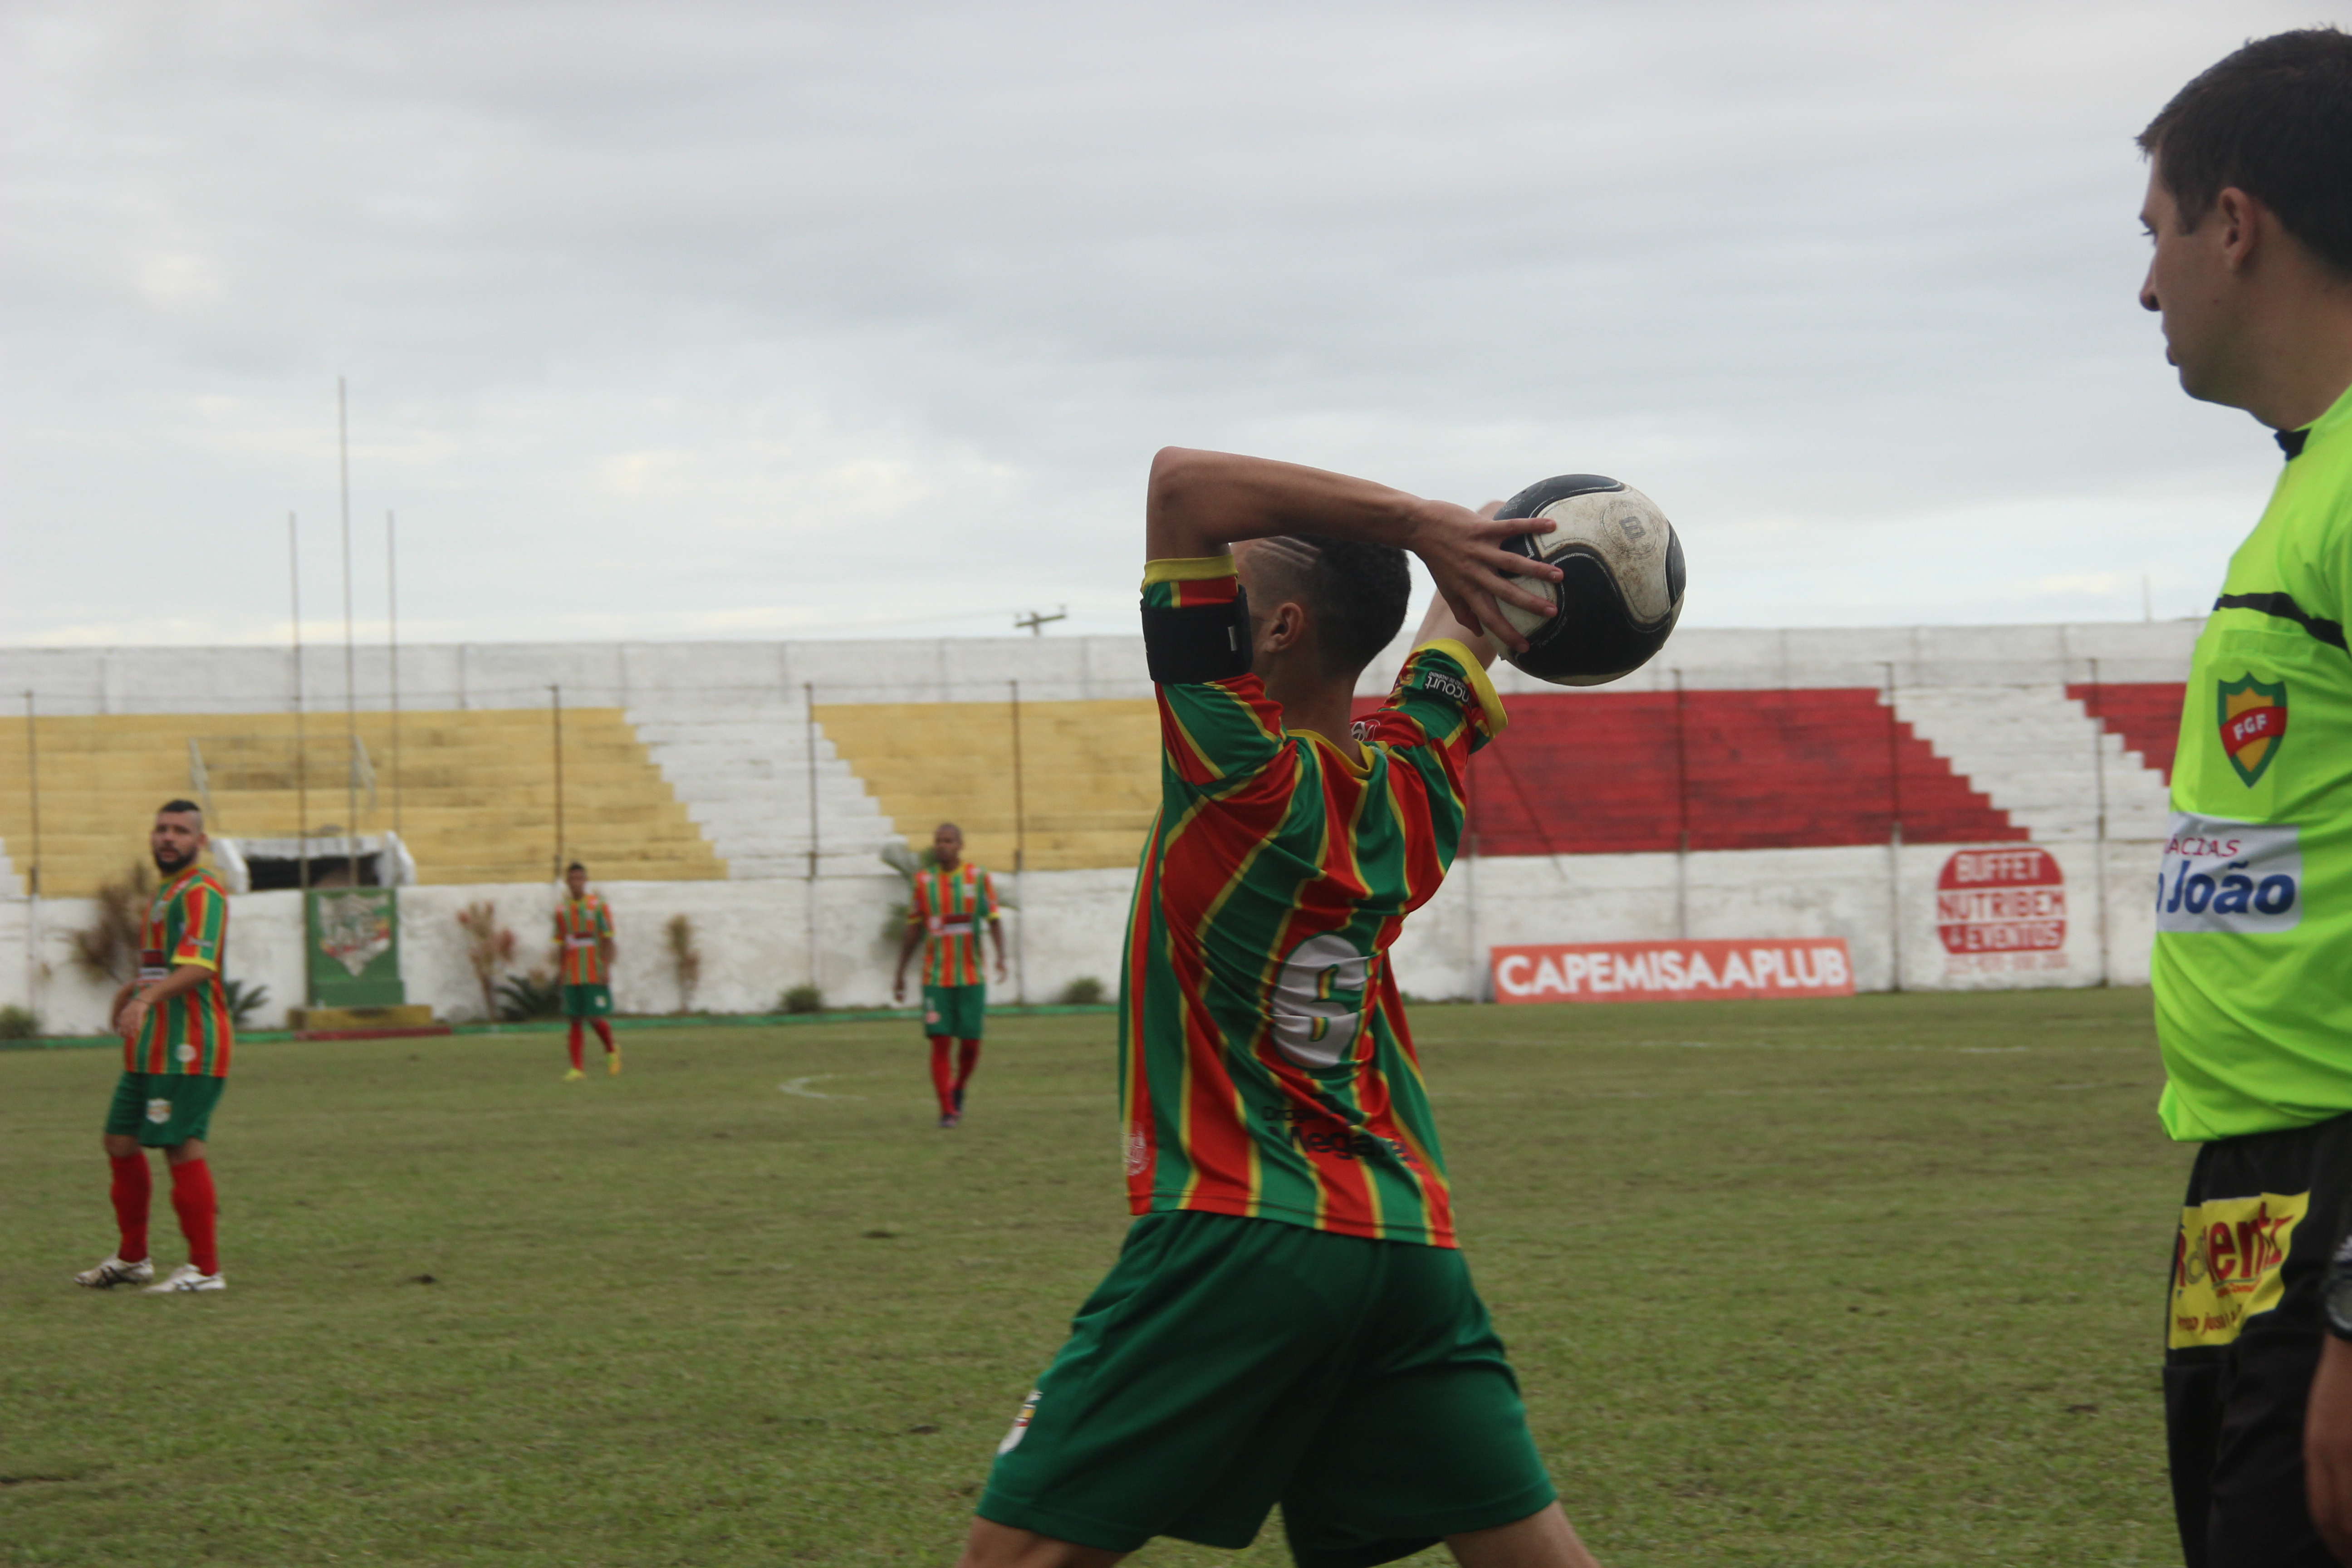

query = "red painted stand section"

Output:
[[1360, 687, 2021, 856], [2067, 681, 2186, 784]]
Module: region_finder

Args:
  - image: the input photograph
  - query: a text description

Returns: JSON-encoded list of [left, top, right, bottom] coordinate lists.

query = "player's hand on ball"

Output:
[[1406, 499, 1559, 652]]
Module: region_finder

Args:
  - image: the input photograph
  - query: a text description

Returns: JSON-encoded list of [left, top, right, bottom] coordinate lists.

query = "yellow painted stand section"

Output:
[[0, 709, 723, 898], [814, 699, 1162, 872]]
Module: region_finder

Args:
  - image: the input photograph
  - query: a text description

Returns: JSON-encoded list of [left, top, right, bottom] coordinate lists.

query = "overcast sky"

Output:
[[0, 0, 2324, 648]]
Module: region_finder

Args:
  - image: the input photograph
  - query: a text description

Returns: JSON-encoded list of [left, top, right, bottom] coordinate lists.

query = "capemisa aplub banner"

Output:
[[1490, 938, 1856, 1005]]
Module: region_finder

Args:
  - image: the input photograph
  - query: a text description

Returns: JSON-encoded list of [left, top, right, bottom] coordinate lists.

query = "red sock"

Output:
[[955, 1040, 982, 1096], [592, 1019, 615, 1052], [109, 1153, 151, 1263], [169, 1158, 219, 1277], [927, 1037, 956, 1116], [568, 1020, 584, 1070]]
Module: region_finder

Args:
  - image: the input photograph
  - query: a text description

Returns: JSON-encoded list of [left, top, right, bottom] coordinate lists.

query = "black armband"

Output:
[[1142, 588, 1252, 684]]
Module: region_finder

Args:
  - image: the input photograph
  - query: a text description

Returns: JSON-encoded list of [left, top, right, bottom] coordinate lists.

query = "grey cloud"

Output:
[[0, 0, 2313, 646]]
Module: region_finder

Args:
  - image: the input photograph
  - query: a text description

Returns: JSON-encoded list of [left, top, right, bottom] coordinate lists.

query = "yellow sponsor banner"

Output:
[[2170, 1190, 2308, 1350]]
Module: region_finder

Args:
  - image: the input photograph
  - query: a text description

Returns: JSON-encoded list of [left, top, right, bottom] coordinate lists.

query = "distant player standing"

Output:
[[2130, 31, 2352, 1568], [75, 800, 233, 1294], [555, 862, 620, 1079], [956, 450, 1601, 1568], [892, 823, 1007, 1128]]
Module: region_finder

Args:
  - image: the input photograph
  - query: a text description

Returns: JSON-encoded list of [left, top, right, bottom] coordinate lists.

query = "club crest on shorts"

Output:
[[146, 1098, 173, 1124], [997, 1389, 1042, 1454], [2218, 674, 2288, 786]]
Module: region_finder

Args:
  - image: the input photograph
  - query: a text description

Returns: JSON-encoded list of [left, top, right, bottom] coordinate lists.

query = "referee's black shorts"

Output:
[[2166, 1112, 2352, 1568]]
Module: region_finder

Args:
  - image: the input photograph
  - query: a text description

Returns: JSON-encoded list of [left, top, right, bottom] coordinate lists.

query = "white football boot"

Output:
[[143, 1263, 226, 1294], [73, 1255, 155, 1289]]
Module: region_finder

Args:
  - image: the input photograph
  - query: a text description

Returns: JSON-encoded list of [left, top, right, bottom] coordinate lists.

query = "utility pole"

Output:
[[804, 682, 820, 992], [1010, 679, 1027, 1005], [550, 685, 565, 878], [290, 514, 310, 905], [1014, 608, 1067, 637], [23, 691, 40, 1023], [2089, 657, 2111, 986], [1883, 661, 1905, 993], [339, 377, 358, 883], [387, 509, 402, 855], [1672, 669, 1690, 941]]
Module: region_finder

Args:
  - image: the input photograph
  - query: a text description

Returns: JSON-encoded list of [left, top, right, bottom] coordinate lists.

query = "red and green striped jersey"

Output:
[[554, 893, 614, 985], [1120, 557, 1507, 1247], [909, 862, 998, 987], [130, 866, 234, 1077]]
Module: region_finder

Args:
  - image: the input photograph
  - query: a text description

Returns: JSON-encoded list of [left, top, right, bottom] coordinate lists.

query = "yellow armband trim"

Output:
[[1414, 640, 1510, 738], [1141, 555, 1238, 588]]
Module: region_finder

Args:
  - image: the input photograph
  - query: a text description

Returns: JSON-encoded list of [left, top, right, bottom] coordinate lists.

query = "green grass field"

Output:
[[1, 990, 2191, 1566]]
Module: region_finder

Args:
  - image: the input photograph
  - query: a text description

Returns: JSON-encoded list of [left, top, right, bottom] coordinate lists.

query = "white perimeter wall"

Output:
[[0, 837, 2161, 1035]]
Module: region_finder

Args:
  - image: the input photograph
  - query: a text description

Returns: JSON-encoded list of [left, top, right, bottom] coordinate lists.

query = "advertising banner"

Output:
[[305, 887, 407, 1008], [1490, 937, 1855, 1005], [1935, 846, 2068, 977]]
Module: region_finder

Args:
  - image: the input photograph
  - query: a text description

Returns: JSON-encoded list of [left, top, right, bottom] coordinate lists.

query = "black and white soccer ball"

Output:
[[1493, 474, 1686, 686]]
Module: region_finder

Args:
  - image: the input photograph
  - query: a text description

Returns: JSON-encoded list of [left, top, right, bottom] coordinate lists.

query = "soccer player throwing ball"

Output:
[[956, 451, 1602, 1568], [2133, 31, 2352, 1568], [555, 862, 620, 1079], [75, 800, 233, 1294], [893, 822, 1008, 1128]]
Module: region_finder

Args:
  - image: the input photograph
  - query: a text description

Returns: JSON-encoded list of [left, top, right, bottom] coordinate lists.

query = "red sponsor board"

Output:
[[1935, 847, 2066, 964], [1490, 938, 1856, 1005]]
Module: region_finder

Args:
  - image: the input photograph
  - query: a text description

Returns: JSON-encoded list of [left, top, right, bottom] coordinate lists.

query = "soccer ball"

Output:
[[1493, 474, 1685, 686]]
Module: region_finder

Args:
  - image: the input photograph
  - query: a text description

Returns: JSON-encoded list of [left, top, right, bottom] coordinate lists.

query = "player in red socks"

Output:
[[76, 800, 234, 1293], [554, 862, 620, 1079], [892, 823, 1007, 1127]]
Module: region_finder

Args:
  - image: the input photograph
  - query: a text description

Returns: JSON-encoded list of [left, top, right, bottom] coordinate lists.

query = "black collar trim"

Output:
[[2278, 426, 2311, 460]]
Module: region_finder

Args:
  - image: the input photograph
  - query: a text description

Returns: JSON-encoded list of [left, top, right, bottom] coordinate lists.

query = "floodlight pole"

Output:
[[339, 377, 358, 883], [1010, 678, 1027, 1005]]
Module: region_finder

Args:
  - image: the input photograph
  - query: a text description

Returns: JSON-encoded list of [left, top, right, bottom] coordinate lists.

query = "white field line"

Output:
[[779, 1074, 869, 1100]]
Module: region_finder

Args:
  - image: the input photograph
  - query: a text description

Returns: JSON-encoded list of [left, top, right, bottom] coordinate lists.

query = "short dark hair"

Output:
[[566, 861, 585, 874], [1264, 534, 1412, 678], [157, 799, 203, 820], [2140, 28, 2352, 276]]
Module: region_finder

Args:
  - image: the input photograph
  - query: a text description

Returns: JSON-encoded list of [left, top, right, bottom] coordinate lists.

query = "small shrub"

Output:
[[780, 984, 824, 1015], [456, 901, 519, 1019], [497, 969, 563, 1022], [1057, 976, 1106, 1006], [664, 913, 703, 1013], [69, 865, 155, 985], [0, 1005, 39, 1041], [223, 979, 270, 1029]]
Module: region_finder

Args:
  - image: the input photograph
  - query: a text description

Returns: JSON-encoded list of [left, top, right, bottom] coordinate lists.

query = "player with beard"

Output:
[[75, 800, 235, 1294]]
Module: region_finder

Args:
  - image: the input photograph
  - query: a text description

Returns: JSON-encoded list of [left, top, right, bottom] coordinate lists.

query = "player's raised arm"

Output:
[[1143, 447, 1560, 650]]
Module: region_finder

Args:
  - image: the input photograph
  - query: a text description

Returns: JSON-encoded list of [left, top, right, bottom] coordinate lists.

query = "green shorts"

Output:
[[104, 1071, 227, 1147], [562, 983, 613, 1019], [922, 983, 986, 1039], [978, 1209, 1555, 1568]]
